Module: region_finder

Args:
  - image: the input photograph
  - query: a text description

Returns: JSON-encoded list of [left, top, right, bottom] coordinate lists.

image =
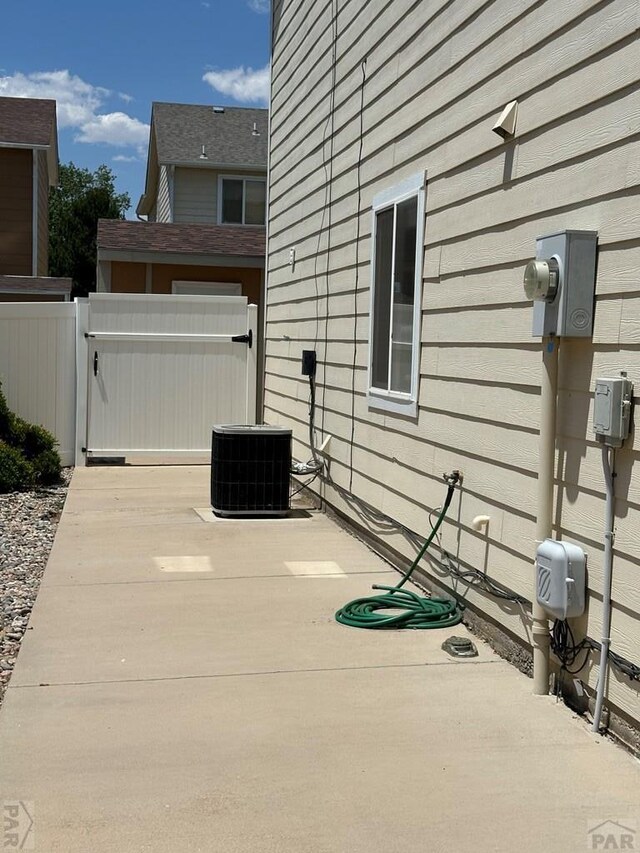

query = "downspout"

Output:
[[532, 336, 558, 695], [592, 445, 615, 731]]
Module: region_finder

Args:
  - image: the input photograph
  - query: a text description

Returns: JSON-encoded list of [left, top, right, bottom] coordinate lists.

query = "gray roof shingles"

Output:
[[97, 220, 266, 258], [152, 102, 268, 167], [0, 276, 72, 294], [0, 97, 56, 146]]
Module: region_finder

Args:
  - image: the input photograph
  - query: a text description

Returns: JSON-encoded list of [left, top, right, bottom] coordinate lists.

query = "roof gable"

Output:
[[152, 102, 268, 168], [0, 97, 59, 183], [0, 97, 56, 147]]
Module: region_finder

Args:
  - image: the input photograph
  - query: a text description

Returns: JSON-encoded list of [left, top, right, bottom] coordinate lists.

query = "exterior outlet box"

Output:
[[301, 349, 317, 377], [536, 539, 586, 620], [593, 374, 633, 447], [530, 230, 598, 338]]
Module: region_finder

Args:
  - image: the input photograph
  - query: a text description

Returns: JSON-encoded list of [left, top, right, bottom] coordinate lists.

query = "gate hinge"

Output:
[[231, 329, 253, 348]]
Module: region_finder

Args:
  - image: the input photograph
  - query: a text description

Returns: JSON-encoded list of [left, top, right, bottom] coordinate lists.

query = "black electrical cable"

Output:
[[290, 473, 319, 499], [437, 550, 527, 604], [348, 57, 367, 493], [608, 648, 640, 682], [550, 619, 592, 675], [549, 621, 640, 682]]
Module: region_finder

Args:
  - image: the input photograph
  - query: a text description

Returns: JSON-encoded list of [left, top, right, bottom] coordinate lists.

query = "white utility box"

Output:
[[593, 373, 633, 448], [536, 539, 586, 620]]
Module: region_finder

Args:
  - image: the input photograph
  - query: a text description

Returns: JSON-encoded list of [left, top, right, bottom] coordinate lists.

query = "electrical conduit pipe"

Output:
[[533, 337, 559, 695], [592, 445, 615, 732]]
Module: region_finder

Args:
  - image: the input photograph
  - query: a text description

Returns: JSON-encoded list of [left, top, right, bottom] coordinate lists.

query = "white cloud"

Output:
[[113, 154, 140, 163], [75, 112, 149, 147], [0, 70, 149, 150], [118, 92, 134, 103], [203, 64, 269, 104], [248, 0, 269, 12]]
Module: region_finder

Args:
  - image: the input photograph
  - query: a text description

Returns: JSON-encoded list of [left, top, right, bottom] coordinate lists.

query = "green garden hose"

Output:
[[335, 473, 464, 630]]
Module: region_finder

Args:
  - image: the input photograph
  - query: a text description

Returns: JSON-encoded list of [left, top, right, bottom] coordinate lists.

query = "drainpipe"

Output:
[[533, 336, 558, 695], [592, 445, 615, 732]]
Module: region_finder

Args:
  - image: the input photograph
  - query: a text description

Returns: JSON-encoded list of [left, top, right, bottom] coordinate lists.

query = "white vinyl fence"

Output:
[[0, 295, 258, 468], [0, 302, 77, 465]]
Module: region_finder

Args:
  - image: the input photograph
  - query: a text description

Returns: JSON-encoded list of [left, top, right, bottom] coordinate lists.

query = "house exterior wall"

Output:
[[109, 260, 261, 304], [0, 293, 66, 303], [265, 0, 640, 726], [0, 148, 33, 275], [157, 165, 172, 223], [173, 167, 217, 224], [37, 149, 49, 276], [110, 261, 147, 293], [172, 167, 267, 225]]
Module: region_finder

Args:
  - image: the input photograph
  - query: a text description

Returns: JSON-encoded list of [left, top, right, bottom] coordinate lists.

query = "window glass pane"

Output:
[[390, 196, 417, 393], [245, 180, 266, 225], [222, 179, 243, 223], [390, 342, 412, 393], [371, 207, 394, 390]]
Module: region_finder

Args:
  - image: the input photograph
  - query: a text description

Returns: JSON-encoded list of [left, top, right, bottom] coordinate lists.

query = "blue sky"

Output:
[[0, 0, 270, 215]]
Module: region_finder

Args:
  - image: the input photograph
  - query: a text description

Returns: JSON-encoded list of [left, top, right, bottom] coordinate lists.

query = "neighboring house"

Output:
[[0, 276, 70, 303], [0, 96, 70, 301], [96, 103, 267, 302], [265, 2, 640, 735]]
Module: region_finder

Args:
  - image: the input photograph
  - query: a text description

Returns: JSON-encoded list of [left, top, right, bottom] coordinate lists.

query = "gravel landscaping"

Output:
[[0, 469, 71, 705]]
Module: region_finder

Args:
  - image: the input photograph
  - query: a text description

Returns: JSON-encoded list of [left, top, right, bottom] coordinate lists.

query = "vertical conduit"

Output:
[[533, 336, 559, 695], [592, 445, 616, 732]]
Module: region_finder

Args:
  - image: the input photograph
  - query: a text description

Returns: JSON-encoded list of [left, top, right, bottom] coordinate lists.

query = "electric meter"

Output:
[[523, 258, 559, 302], [523, 230, 597, 338]]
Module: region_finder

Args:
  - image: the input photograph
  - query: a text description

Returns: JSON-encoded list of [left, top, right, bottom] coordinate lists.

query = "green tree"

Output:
[[49, 163, 130, 297]]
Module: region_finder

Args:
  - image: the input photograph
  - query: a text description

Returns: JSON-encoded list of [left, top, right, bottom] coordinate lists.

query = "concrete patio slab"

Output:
[[0, 466, 638, 853]]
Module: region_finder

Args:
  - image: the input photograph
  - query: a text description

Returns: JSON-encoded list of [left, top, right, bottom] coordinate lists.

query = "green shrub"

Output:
[[8, 414, 28, 447], [0, 441, 35, 493], [0, 382, 11, 440], [0, 382, 62, 491], [20, 422, 57, 460], [31, 448, 62, 486]]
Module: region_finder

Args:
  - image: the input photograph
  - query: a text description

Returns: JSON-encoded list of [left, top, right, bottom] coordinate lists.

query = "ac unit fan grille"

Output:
[[211, 427, 292, 516]]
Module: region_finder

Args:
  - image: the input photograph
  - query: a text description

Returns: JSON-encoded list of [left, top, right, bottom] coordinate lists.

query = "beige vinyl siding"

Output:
[[172, 168, 267, 225], [173, 167, 217, 224], [37, 150, 49, 276], [157, 165, 172, 222], [265, 0, 640, 725]]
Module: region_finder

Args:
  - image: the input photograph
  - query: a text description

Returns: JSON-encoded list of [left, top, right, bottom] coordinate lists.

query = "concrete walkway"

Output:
[[0, 466, 637, 852]]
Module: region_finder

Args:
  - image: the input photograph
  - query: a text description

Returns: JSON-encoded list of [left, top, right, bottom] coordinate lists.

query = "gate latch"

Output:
[[231, 330, 253, 348]]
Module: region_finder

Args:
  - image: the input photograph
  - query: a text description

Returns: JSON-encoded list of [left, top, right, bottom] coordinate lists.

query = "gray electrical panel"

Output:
[[536, 539, 586, 621], [593, 373, 633, 448], [527, 230, 598, 338]]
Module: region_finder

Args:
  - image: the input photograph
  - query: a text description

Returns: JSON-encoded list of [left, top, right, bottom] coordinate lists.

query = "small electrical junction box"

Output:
[[593, 373, 633, 448]]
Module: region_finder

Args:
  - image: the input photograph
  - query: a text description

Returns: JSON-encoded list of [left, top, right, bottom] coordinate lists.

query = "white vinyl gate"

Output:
[[78, 293, 257, 462]]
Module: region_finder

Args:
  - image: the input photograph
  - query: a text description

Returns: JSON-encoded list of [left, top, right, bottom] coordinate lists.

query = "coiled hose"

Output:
[[335, 474, 464, 629]]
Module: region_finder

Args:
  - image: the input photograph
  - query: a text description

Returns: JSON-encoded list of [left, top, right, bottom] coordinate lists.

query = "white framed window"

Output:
[[367, 172, 426, 418], [218, 175, 266, 225]]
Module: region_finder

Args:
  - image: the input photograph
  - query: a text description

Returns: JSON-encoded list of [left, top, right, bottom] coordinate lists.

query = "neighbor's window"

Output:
[[219, 177, 266, 225], [368, 173, 425, 417]]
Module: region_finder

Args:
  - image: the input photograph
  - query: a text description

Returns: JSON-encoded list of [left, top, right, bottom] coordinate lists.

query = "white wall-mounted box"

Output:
[[536, 539, 586, 621]]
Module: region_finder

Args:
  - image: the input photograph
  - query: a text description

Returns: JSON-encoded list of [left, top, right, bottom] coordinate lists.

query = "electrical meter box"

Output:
[[528, 230, 598, 338], [593, 373, 633, 448], [536, 539, 586, 621]]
